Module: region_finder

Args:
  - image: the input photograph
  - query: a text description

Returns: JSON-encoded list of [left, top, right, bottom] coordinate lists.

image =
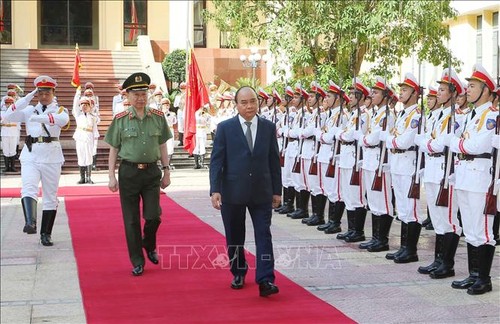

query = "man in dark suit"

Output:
[[210, 86, 282, 297]]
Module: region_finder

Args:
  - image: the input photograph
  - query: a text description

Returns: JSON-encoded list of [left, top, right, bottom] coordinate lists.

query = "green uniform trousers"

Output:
[[118, 162, 162, 267]]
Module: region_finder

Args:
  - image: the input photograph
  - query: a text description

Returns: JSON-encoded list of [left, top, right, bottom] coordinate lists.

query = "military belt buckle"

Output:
[[137, 163, 147, 170], [37, 136, 44, 143]]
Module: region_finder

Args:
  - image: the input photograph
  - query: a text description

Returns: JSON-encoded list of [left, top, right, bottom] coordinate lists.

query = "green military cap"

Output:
[[122, 72, 151, 92]]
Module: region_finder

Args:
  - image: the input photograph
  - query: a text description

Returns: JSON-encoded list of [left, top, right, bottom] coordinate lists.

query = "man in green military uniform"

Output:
[[105, 72, 172, 276]]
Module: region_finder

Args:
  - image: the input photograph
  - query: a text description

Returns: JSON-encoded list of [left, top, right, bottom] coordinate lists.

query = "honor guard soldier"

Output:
[[175, 82, 187, 146], [335, 78, 370, 243], [105, 72, 172, 276], [287, 84, 313, 220], [276, 86, 299, 215], [315, 81, 348, 234], [301, 82, 328, 226], [415, 70, 464, 278], [161, 98, 177, 170], [1, 95, 21, 172], [193, 106, 211, 169], [112, 84, 126, 117], [354, 77, 395, 252], [258, 88, 271, 119], [3, 76, 69, 246], [445, 64, 497, 295], [382, 72, 424, 263], [72, 95, 99, 184]]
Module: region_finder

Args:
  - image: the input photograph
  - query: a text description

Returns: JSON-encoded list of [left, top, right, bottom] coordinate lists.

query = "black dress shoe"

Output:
[[231, 275, 245, 289], [132, 265, 144, 276], [259, 281, 279, 297], [146, 251, 159, 265]]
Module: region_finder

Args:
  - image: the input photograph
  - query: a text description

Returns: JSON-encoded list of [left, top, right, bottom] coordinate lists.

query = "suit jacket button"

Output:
[[249, 173, 252, 177]]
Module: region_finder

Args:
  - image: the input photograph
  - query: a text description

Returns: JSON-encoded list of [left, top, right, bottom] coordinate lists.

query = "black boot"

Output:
[[345, 208, 367, 243], [3, 156, 9, 173], [92, 155, 98, 171], [8, 156, 17, 172], [417, 234, 444, 274], [359, 214, 379, 249], [318, 201, 335, 231], [21, 197, 37, 234], [279, 187, 296, 214], [368, 214, 393, 252], [306, 194, 326, 226], [302, 194, 318, 224], [493, 212, 499, 246], [452, 243, 479, 289], [275, 187, 287, 212], [325, 201, 345, 234], [40, 210, 56, 246], [77, 166, 86, 184], [337, 207, 355, 240], [193, 155, 201, 169], [394, 221, 421, 263], [200, 155, 206, 169], [290, 190, 310, 219], [430, 232, 460, 279], [287, 191, 302, 218], [386, 222, 408, 260], [86, 165, 94, 184], [467, 245, 495, 295]]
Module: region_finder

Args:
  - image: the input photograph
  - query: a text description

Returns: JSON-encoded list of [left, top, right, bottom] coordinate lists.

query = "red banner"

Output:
[[129, 0, 138, 42], [184, 49, 210, 155], [71, 44, 82, 88]]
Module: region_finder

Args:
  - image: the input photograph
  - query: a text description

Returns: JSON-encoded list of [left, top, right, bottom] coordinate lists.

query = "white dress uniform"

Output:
[[72, 96, 98, 167], [289, 108, 312, 192], [450, 101, 496, 247], [165, 112, 177, 156], [4, 89, 69, 210], [112, 93, 126, 117], [359, 105, 395, 217], [1, 100, 21, 158], [336, 106, 368, 211], [301, 108, 326, 196], [192, 110, 210, 155], [281, 107, 298, 189], [385, 103, 423, 224]]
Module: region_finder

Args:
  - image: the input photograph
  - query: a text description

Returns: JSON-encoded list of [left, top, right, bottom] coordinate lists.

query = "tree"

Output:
[[205, 0, 458, 84], [162, 49, 186, 85]]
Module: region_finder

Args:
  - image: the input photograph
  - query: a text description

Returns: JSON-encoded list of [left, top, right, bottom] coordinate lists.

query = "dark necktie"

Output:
[[244, 121, 253, 152], [42, 105, 47, 112]]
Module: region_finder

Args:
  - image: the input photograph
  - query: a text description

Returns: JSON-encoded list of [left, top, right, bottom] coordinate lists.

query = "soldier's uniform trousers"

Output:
[[301, 139, 317, 194], [118, 162, 162, 266], [1, 123, 20, 157], [193, 127, 207, 155], [339, 143, 365, 211], [317, 143, 337, 200], [423, 155, 461, 235], [389, 151, 424, 224], [362, 146, 393, 217], [283, 140, 298, 188], [291, 139, 310, 192]]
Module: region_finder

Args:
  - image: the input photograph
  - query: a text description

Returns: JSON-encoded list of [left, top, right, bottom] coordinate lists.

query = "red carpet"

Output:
[[4, 186, 355, 323]]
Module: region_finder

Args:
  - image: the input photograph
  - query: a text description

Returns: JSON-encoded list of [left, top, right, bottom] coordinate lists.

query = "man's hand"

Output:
[[272, 195, 281, 209], [108, 176, 119, 192], [211, 193, 222, 210], [161, 171, 171, 189]]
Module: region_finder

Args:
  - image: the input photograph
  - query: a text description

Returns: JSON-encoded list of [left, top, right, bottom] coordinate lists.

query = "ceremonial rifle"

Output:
[[408, 68, 426, 199], [326, 91, 344, 178], [292, 94, 306, 173], [279, 92, 292, 167], [436, 56, 456, 207], [484, 102, 500, 214], [309, 93, 322, 175], [372, 82, 390, 191]]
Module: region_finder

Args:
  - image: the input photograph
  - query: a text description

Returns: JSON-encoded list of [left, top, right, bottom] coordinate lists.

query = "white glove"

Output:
[[379, 130, 388, 142], [29, 115, 48, 123], [28, 89, 38, 98], [448, 174, 456, 186], [353, 130, 363, 141], [414, 133, 426, 147], [492, 134, 500, 149], [382, 163, 391, 172], [357, 160, 363, 168]]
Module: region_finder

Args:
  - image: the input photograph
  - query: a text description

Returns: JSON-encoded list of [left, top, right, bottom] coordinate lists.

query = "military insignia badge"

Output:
[[411, 119, 419, 129], [135, 75, 142, 82], [454, 121, 460, 131], [486, 118, 496, 130]]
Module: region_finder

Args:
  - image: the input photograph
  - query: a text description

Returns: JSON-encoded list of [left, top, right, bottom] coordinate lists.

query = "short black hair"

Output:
[[234, 86, 258, 103]]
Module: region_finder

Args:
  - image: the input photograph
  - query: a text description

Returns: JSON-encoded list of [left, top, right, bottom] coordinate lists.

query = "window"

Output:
[[124, 0, 147, 46], [0, 0, 12, 44], [493, 12, 498, 79], [220, 31, 238, 49], [193, 0, 206, 48], [40, 0, 93, 46], [476, 15, 482, 64]]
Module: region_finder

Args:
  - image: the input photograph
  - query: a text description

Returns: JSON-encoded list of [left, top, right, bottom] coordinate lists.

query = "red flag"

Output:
[[184, 49, 210, 155], [71, 44, 82, 88], [0, 0, 5, 32], [129, 0, 138, 42]]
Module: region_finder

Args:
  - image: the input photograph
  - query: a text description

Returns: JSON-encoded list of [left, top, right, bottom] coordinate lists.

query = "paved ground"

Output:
[[1, 169, 499, 323]]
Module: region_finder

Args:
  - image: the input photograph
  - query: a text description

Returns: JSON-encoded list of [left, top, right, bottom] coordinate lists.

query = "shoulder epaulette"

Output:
[[57, 105, 68, 114], [150, 109, 164, 117], [115, 111, 129, 119]]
